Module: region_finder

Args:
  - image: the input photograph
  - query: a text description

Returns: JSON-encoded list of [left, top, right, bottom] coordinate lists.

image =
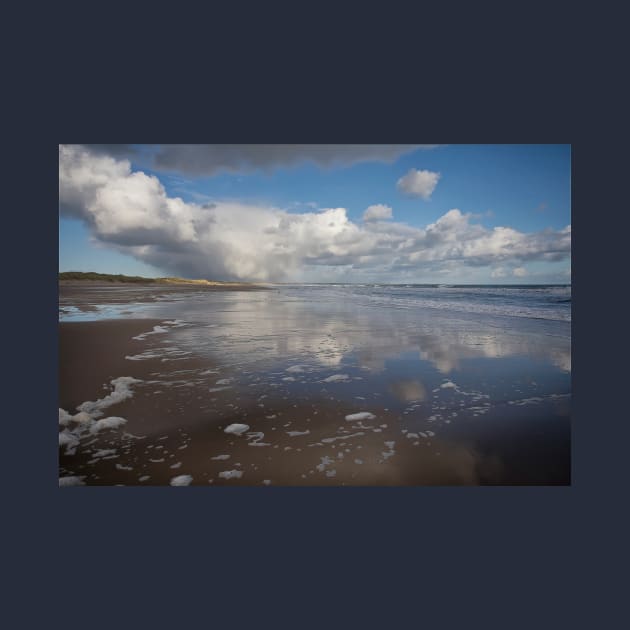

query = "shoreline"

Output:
[[59, 281, 274, 316]]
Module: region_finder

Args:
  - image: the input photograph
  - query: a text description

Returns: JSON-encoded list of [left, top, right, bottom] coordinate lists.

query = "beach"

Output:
[[59, 283, 571, 486]]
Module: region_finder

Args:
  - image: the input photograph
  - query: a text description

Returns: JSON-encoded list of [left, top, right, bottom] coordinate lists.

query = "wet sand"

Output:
[[59, 319, 480, 485], [59, 281, 269, 308], [59, 311, 570, 486]]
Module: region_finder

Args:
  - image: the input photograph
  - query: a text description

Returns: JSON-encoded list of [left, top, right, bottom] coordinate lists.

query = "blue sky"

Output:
[[59, 144, 571, 283]]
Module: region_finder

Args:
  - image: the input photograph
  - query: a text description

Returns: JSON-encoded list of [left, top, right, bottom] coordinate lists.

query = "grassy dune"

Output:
[[59, 271, 156, 283], [59, 271, 263, 286]]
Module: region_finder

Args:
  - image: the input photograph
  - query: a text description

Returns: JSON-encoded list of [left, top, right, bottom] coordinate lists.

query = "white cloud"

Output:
[[59, 145, 571, 282], [397, 168, 441, 199], [513, 267, 528, 277], [490, 267, 507, 278], [363, 204, 393, 222]]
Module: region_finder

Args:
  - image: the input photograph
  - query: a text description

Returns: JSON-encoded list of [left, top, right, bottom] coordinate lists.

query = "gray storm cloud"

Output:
[[150, 144, 432, 176], [84, 144, 440, 176], [59, 145, 571, 282]]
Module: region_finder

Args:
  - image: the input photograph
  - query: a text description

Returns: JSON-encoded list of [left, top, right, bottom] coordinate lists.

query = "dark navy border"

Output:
[[7, 6, 623, 628]]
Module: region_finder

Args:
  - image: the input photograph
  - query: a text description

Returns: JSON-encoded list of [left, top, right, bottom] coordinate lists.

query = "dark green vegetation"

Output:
[[58, 271, 263, 287], [59, 271, 158, 283]]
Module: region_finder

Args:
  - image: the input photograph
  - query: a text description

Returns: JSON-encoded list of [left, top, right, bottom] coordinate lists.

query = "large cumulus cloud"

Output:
[[59, 145, 571, 282]]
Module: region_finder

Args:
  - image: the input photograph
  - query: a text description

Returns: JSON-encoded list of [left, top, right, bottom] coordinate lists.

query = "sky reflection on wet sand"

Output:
[[59, 284, 570, 486]]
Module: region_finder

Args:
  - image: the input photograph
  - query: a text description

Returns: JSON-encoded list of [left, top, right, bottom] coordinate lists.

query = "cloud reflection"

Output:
[[388, 379, 427, 402], [161, 289, 571, 376]]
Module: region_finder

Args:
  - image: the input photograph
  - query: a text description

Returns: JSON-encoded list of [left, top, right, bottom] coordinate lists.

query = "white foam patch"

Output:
[[321, 432, 366, 444], [282, 377, 296, 382], [132, 325, 170, 340], [211, 454, 231, 460], [215, 378, 233, 385], [246, 432, 270, 446], [138, 475, 151, 482], [59, 408, 73, 426], [89, 416, 127, 434], [354, 459, 364, 464], [92, 448, 117, 458], [59, 476, 86, 487], [72, 411, 93, 424], [287, 430, 310, 437], [169, 462, 182, 469], [77, 377, 142, 417], [440, 381, 457, 389], [59, 430, 79, 449], [219, 470, 243, 479], [199, 369, 219, 375], [170, 474, 193, 486], [262, 479, 271, 486], [161, 348, 192, 358], [116, 463, 133, 471], [127, 347, 192, 361], [323, 374, 351, 383], [224, 423, 249, 435], [316, 456, 335, 472], [345, 412, 376, 421], [508, 397, 545, 406], [325, 470, 337, 477], [162, 320, 188, 327], [125, 351, 162, 361], [63, 444, 79, 456]]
